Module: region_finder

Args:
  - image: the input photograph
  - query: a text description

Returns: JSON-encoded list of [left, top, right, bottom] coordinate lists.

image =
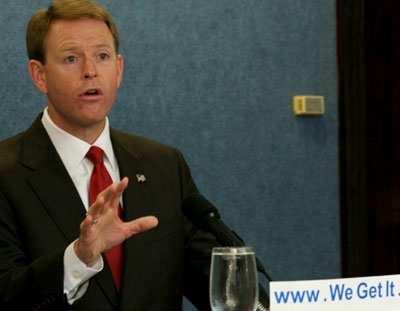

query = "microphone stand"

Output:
[[257, 302, 269, 311]]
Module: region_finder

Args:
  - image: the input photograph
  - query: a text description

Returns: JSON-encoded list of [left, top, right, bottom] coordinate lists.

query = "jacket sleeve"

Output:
[[0, 187, 68, 310]]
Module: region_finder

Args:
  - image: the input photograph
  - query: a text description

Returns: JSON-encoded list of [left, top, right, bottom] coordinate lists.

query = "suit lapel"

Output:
[[111, 132, 160, 305], [22, 117, 86, 242], [22, 117, 118, 307]]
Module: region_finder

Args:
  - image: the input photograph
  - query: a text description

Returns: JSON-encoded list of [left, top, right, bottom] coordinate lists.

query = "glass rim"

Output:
[[212, 246, 254, 254]]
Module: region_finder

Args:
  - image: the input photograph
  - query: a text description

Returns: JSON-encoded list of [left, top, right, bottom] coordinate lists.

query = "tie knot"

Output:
[[86, 146, 104, 165]]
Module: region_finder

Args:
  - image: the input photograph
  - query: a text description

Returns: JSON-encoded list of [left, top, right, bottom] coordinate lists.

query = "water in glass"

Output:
[[210, 246, 259, 311]]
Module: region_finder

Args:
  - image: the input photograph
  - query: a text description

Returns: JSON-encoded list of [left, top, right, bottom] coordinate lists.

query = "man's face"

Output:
[[30, 17, 123, 137]]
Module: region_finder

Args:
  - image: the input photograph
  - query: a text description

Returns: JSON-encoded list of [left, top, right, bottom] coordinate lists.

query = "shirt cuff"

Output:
[[63, 240, 103, 303]]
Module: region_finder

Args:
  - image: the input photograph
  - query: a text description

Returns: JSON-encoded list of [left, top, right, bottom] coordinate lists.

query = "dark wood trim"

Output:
[[337, 0, 370, 277], [364, 0, 400, 276], [339, 0, 400, 277]]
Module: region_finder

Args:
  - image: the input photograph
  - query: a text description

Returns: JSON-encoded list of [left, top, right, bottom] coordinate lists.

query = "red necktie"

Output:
[[86, 146, 123, 292]]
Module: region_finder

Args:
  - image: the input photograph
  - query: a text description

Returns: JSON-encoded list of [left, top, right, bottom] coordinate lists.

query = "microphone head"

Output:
[[181, 193, 221, 229]]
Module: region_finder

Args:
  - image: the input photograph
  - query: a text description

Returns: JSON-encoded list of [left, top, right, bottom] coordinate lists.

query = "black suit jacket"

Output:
[[0, 115, 219, 310]]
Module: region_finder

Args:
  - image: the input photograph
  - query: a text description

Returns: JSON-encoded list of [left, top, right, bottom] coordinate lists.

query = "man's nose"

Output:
[[82, 58, 97, 79]]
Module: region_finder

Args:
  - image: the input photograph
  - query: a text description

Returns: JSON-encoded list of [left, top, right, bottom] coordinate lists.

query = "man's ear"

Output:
[[28, 60, 48, 94], [116, 54, 124, 89]]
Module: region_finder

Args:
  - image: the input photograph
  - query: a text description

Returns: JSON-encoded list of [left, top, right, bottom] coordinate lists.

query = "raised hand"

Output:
[[74, 177, 158, 265]]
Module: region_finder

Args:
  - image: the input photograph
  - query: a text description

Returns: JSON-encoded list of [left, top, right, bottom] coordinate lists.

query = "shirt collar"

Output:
[[41, 107, 116, 172]]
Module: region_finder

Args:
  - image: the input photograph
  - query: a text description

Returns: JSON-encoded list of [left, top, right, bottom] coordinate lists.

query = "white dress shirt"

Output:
[[41, 108, 121, 303]]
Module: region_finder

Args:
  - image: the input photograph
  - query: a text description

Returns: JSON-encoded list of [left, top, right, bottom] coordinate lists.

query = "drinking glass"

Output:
[[210, 246, 259, 311]]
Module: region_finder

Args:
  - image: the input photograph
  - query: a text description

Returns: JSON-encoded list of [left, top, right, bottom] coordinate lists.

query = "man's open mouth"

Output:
[[85, 89, 100, 95]]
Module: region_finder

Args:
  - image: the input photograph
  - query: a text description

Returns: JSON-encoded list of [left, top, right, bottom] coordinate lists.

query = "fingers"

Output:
[[118, 215, 158, 240], [87, 177, 129, 218], [77, 177, 159, 264], [100, 176, 128, 207], [129, 216, 159, 234], [77, 215, 158, 265]]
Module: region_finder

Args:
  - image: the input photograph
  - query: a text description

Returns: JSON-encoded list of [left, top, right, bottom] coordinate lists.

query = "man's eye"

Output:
[[65, 56, 76, 63], [99, 53, 109, 60]]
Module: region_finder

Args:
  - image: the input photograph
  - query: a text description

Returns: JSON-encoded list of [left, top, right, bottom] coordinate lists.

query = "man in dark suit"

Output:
[[0, 0, 221, 310]]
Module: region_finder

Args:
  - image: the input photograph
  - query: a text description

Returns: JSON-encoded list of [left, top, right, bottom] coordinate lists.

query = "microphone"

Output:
[[182, 193, 272, 310], [181, 193, 272, 282]]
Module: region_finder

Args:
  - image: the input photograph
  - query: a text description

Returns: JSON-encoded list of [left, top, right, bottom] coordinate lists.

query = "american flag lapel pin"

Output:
[[136, 174, 146, 182]]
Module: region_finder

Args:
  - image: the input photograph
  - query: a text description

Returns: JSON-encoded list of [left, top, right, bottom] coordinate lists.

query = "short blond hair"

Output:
[[26, 0, 120, 63]]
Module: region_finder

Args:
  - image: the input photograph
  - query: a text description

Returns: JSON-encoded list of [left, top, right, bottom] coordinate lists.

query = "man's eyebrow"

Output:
[[60, 43, 113, 52], [93, 43, 114, 50], [60, 46, 78, 53]]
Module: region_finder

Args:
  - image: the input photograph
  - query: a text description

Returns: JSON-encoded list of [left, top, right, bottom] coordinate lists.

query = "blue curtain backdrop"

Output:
[[0, 1, 339, 310]]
